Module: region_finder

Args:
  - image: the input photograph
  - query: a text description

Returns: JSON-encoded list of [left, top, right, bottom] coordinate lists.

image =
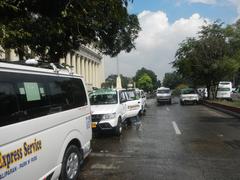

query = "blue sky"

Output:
[[129, 0, 237, 24], [105, 0, 240, 80]]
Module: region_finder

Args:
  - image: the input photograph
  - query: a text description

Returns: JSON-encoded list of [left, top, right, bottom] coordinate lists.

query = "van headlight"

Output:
[[102, 113, 116, 120]]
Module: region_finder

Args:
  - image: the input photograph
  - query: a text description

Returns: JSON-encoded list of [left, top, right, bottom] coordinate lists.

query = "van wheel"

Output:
[[115, 118, 122, 136], [60, 145, 82, 180]]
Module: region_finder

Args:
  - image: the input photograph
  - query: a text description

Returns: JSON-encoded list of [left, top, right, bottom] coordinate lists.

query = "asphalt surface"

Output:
[[79, 98, 240, 180]]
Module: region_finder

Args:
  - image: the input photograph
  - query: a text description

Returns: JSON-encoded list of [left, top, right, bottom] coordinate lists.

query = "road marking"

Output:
[[172, 121, 181, 135], [166, 107, 170, 111], [91, 163, 119, 170]]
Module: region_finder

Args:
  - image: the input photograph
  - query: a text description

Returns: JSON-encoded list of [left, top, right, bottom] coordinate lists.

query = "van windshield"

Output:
[[158, 90, 170, 93], [90, 92, 118, 105], [181, 89, 196, 94], [218, 88, 230, 91], [126, 90, 139, 100]]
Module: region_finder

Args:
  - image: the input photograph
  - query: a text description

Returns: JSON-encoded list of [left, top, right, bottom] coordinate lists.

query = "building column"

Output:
[[76, 55, 80, 75], [66, 53, 71, 66], [94, 63, 97, 87], [59, 57, 65, 65], [81, 56, 85, 77], [96, 64, 99, 88], [90, 61, 93, 85], [90, 60, 92, 84], [71, 54, 76, 73], [85, 58, 89, 84]]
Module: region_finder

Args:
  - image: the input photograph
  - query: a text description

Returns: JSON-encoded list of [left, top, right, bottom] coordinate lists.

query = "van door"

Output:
[[125, 91, 141, 119], [119, 91, 128, 121]]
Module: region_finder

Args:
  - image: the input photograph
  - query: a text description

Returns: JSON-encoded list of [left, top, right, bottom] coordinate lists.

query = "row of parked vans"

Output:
[[0, 60, 145, 180], [89, 88, 146, 136]]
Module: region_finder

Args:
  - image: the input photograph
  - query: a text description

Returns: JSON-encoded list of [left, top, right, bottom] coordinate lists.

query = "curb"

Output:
[[203, 101, 240, 118]]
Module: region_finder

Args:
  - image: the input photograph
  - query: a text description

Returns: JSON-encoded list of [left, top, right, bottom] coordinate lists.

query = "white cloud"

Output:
[[104, 11, 208, 80], [228, 0, 240, 19], [188, 0, 217, 4]]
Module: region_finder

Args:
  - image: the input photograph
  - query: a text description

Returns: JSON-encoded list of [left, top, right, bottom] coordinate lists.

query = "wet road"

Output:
[[79, 98, 240, 180]]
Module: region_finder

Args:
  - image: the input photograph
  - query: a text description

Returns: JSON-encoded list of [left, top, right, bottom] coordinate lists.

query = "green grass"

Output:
[[207, 99, 240, 108]]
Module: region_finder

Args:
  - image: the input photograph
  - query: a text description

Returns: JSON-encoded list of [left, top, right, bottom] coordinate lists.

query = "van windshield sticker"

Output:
[[19, 88, 26, 95], [24, 82, 41, 101]]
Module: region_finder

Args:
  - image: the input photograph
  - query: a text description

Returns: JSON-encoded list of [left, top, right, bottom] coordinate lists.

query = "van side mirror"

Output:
[[120, 98, 127, 103]]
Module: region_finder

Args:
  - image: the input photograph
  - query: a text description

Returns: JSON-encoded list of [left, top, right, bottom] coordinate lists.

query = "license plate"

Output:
[[91, 122, 97, 128]]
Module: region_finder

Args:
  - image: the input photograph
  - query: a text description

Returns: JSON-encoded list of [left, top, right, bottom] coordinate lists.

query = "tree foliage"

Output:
[[162, 71, 186, 89], [173, 21, 240, 99], [136, 73, 153, 92], [134, 67, 158, 89], [0, 0, 140, 61]]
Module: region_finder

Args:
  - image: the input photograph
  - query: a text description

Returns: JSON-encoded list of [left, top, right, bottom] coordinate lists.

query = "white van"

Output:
[[0, 61, 92, 180], [124, 89, 142, 119], [156, 87, 172, 104], [216, 81, 232, 99], [89, 89, 128, 136]]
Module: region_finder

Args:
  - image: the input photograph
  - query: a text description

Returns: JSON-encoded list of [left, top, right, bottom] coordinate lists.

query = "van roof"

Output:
[[157, 87, 170, 90], [0, 61, 83, 78]]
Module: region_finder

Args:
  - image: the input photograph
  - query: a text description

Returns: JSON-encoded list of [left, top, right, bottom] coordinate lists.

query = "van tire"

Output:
[[60, 145, 82, 180], [115, 118, 122, 136]]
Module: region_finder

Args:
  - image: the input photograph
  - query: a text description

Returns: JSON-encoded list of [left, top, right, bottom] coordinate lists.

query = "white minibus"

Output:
[[0, 61, 92, 180], [216, 81, 232, 99]]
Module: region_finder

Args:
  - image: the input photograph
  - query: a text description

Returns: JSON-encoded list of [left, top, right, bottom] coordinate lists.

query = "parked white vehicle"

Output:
[[89, 89, 128, 136], [0, 61, 92, 180], [216, 81, 232, 100], [180, 88, 199, 105], [124, 89, 142, 119], [135, 89, 147, 114]]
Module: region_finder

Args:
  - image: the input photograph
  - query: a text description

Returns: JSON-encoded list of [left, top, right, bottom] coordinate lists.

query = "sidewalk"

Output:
[[203, 100, 240, 118]]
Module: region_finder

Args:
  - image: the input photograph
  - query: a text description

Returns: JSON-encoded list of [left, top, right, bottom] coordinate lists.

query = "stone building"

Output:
[[0, 46, 105, 90]]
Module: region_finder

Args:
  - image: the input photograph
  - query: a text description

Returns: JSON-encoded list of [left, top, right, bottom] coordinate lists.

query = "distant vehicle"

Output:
[[89, 89, 128, 136], [135, 89, 147, 115], [216, 81, 232, 100], [0, 61, 92, 180], [180, 88, 199, 105], [156, 87, 172, 104], [124, 89, 142, 119]]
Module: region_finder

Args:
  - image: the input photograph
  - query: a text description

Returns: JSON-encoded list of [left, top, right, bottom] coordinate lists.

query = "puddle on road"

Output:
[[190, 138, 227, 154]]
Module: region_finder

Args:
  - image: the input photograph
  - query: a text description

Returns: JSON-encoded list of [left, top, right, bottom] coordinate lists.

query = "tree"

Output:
[[136, 73, 153, 92], [134, 67, 158, 89], [173, 21, 239, 99], [0, 0, 140, 61], [162, 71, 186, 89], [104, 74, 132, 89]]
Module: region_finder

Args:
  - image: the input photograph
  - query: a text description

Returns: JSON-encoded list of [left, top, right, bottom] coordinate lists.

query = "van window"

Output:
[[0, 82, 19, 126], [0, 71, 87, 127], [158, 89, 170, 93]]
